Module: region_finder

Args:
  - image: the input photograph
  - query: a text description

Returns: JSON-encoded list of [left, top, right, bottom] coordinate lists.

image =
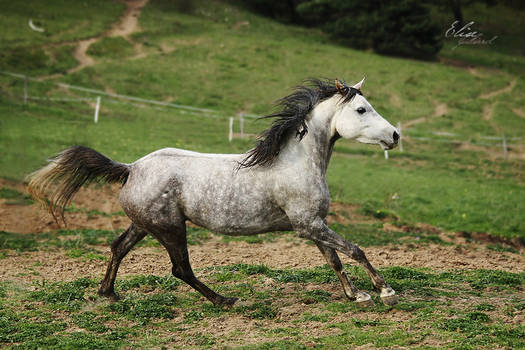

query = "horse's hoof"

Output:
[[355, 292, 374, 307], [224, 297, 239, 305], [98, 289, 120, 302], [215, 296, 238, 308], [380, 287, 398, 306]]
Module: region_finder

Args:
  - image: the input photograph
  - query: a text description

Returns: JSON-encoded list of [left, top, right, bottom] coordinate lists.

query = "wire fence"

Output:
[[1, 70, 522, 159]]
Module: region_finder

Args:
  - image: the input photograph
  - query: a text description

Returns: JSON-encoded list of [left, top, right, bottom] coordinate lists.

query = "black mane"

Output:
[[238, 78, 361, 168]]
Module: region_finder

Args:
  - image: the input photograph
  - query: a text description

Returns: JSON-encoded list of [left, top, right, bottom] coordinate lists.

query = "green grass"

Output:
[[328, 152, 525, 240], [87, 37, 135, 59], [0, 187, 33, 205], [0, 264, 523, 349], [0, 226, 215, 259]]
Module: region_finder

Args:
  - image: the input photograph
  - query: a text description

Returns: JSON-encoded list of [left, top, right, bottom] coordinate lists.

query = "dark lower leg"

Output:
[[316, 243, 374, 306], [348, 245, 388, 291], [316, 242, 359, 298], [154, 228, 237, 306], [348, 245, 397, 305], [99, 224, 147, 299], [175, 267, 238, 306]]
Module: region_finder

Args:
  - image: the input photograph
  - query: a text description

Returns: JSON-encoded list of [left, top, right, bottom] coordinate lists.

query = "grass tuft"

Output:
[[107, 292, 178, 323]]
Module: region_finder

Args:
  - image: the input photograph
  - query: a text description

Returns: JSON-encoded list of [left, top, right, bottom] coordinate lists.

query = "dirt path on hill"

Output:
[[480, 79, 517, 99], [68, 0, 149, 74], [483, 102, 497, 121], [404, 101, 448, 128]]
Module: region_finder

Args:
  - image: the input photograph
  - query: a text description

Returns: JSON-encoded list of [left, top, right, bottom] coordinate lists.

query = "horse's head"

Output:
[[332, 78, 399, 150]]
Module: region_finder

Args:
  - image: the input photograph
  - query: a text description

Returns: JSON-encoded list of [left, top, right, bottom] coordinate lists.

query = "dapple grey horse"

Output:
[[29, 78, 400, 307]]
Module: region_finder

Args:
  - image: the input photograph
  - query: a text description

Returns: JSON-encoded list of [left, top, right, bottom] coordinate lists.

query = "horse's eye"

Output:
[[357, 107, 366, 114]]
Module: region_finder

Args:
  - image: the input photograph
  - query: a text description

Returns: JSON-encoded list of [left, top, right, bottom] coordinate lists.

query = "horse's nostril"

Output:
[[393, 131, 399, 143]]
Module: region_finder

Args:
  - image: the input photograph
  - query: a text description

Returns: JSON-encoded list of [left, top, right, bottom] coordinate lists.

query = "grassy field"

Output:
[[0, 213, 523, 349], [0, 0, 524, 348]]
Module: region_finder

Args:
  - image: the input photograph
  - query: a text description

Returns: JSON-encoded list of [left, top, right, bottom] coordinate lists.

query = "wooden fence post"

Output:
[[228, 117, 233, 142], [240, 115, 244, 138], [94, 96, 101, 123]]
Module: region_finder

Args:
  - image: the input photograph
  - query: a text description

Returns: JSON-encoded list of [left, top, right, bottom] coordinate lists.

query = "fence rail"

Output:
[[1, 70, 522, 158]]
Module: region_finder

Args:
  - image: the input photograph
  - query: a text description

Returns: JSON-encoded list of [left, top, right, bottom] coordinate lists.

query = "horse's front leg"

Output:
[[299, 218, 398, 306], [316, 242, 374, 307]]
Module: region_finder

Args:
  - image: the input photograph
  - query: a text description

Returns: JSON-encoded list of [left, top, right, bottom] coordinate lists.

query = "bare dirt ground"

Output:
[[1, 178, 523, 286]]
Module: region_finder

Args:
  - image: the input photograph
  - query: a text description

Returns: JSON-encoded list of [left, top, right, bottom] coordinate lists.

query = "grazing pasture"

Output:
[[0, 0, 523, 348]]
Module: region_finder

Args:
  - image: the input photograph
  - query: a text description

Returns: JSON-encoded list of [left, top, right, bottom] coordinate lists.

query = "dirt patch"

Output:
[[483, 102, 497, 121], [467, 67, 486, 78], [107, 0, 148, 38], [68, 38, 97, 74], [389, 93, 401, 108], [405, 101, 448, 128], [439, 57, 473, 69]]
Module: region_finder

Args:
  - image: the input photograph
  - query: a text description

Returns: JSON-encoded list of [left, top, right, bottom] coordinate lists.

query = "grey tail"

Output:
[[27, 146, 130, 224]]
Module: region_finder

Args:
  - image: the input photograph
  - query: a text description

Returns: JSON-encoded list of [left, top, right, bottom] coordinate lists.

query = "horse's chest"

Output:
[[274, 174, 331, 219]]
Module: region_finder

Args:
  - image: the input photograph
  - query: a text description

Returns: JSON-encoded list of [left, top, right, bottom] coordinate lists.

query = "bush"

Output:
[[242, 0, 299, 23], [251, 0, 443, 59], [371, 0, 443, 59]]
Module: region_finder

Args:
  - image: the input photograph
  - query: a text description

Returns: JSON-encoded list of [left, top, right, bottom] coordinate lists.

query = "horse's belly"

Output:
[[183, 198, 292, 235]]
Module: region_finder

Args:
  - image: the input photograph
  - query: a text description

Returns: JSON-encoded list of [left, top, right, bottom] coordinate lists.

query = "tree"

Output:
[[449, 0, 464, 27], [297, 0, 443, 59]]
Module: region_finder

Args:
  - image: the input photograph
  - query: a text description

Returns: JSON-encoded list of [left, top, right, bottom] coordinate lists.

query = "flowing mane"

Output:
[[239, 78, 362, 168]]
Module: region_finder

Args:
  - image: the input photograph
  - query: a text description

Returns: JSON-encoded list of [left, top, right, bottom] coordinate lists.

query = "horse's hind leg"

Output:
[[99, 223, 147, 300], [316, 243, 374, 307], [153, 224, 238, 306]]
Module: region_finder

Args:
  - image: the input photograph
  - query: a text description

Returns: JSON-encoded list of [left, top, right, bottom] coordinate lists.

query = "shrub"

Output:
[[251, 0, 443, 59]]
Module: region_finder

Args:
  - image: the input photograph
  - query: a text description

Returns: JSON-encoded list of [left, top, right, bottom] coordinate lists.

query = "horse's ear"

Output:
[[352, 77, 365, 90], [335, 79, 348, 95]]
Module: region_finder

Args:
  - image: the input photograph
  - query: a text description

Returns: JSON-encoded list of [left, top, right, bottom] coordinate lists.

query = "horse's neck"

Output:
[[280, 97, 338, 175]]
